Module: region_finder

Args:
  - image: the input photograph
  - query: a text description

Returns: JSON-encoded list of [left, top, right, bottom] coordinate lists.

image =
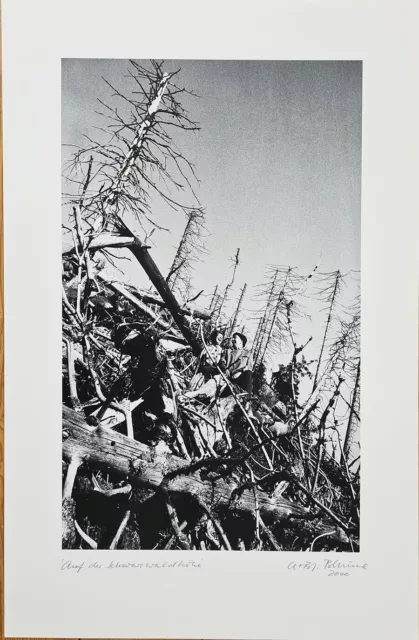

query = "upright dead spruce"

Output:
[[312, 270, 342, 392], [253, 268, 279, 364], [327, 292, 361, 466], [167, 209, 207, 299], [258, 290, 284, 363], [214, 249, 240, 323], [209, 285, 219, 313], [228, 283, 247, 337], [253, 267, 294, 365]]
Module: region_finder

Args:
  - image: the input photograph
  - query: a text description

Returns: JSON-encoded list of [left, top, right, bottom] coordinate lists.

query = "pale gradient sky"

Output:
[[62, 59, 361, 365]]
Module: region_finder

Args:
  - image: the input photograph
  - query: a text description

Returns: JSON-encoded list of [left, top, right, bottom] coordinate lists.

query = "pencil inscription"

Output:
[[288, 559, 368, 577]]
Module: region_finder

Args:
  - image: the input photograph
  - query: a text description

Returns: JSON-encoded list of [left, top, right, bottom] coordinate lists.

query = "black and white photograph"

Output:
[[62, 59, 361, 552]]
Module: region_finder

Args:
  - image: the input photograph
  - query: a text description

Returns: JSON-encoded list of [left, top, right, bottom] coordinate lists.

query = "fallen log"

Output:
[[62, 405, 350, 545]]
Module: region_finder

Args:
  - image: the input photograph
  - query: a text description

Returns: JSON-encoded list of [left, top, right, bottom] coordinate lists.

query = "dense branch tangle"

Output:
[[62, 406, 354, 551]]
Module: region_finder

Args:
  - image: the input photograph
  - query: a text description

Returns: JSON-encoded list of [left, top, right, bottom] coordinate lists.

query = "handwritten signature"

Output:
[[288, 559, 368, 576]]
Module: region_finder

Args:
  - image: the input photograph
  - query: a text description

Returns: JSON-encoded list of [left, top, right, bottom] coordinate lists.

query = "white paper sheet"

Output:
[[3, 0, 418, 638]]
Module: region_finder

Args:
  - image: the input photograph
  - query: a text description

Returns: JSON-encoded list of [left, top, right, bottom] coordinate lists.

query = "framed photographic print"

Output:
[[2, 1, 418, 639]]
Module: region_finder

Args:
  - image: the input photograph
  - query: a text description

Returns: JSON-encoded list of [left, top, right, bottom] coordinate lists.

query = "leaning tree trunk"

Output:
[[106, 216, 201, 354]]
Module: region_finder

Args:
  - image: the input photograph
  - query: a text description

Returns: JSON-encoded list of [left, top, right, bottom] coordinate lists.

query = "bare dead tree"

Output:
[[227, 283, 247, 337], [252, 268, 279, 361], [214, 248, 240, 323], [209, 285, 219, 312], [258, 268, 295, 363], [253, 266, 305, 365], [63, 60, 202, 231], [62, 59, 207, 353], [325, 284, 361, 465], [311, 270, 342, 392], [167, 208, 207, 299]]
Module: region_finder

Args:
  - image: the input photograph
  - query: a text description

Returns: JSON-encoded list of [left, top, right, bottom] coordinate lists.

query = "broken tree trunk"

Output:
[[62, 405, 349, 545], [113, 218, 201, 354]]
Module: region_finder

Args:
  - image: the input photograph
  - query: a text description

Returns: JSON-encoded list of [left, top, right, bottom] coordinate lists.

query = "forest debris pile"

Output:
[[62, 247, 360, 551]]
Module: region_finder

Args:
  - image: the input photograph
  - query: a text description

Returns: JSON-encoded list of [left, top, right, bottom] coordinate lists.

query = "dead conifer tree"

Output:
[[327, 287, 361, 465], [311, 270, 343, 392], [209, 285, 219, 312], [227, 283, 247, 337], [167, 208, 207, 300], [62, 59, 206, 352], [252, 268, 279, 361], [253, 266, 305, 365], [214, 248, 240, 323]]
